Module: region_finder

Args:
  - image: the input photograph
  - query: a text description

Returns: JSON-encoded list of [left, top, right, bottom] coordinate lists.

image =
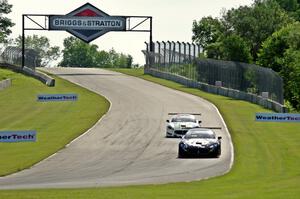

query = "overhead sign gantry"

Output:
[[22, 3, 153, 68]]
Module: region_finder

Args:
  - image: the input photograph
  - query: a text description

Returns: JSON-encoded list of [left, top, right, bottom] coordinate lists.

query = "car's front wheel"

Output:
[[166, 132, 172, 138], [178, 146, 186, 158], [213, 146, 221, 158]]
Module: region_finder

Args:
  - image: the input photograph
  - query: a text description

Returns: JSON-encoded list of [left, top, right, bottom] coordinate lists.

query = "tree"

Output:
[[192, 16, 223, 48], [222, 0, 292, 61], [257, 22, 300, 110], [191, 0, 292, 62], [95, 50, 111, 68], [220, 34, 252, 62], [60, 37, 99, 67], [205, 42, 222, 60], [281, 49, 300, 110], [108, 48, 119, 67], [0, 0, 14, 42], [15, 35, 60, 67], [274, 0, 300, 20], [204, 35, 252, 62], [60, 37, 133, 68], [126, 55, 133, 68], [257, 22, 300, 71], [257, 25, 291, 72]]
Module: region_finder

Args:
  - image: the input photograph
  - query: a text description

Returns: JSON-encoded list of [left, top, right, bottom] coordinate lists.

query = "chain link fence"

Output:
[[143, 41, 201, 67], [0, 45, 39, 70], [0, 44, 55, 86], [143, 41, 284, 105]]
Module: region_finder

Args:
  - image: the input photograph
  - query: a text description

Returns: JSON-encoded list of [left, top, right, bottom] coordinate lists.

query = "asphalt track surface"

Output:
[[0, 68, 233, 189]]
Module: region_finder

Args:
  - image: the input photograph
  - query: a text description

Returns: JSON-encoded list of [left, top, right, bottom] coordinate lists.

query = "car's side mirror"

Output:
[[198, 121, 202, 124], [218, 136, 222, 140], [166, 120, 170, 123]]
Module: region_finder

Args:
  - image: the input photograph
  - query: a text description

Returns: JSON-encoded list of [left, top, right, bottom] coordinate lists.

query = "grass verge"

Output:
[[0, 68, 109, 176], [0, 68, 299, 198]]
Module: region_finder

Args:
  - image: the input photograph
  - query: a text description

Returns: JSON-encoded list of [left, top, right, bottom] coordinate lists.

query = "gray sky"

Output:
[[8, 0, 253, 65]]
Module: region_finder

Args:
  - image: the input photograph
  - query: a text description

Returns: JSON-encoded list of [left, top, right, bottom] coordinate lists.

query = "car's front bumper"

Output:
[[180, 145, 220, 156], [167, 129, 189, 137]]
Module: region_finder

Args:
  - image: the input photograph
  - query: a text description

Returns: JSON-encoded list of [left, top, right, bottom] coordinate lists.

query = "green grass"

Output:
[[0, 69, 12, 80], [0, 68, 299, 198], [0, 68, 110, 176]]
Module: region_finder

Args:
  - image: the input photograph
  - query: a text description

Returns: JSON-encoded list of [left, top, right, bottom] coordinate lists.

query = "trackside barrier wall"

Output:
[[145, 68, 287, 113], [0, 79, 11, 90], [0, 63, 55, 87]]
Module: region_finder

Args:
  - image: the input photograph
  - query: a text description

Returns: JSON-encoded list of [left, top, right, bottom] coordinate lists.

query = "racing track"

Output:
[[0, 68, 233, 189]]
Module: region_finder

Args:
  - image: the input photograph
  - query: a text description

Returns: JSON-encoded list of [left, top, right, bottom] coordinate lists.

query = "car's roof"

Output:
[[186, 128, 215, 135], [172, 114, 196, 119]]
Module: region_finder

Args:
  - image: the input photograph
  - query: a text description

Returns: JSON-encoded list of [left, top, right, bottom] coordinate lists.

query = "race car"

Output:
[[178, 128, 221, 158], [166, 113, 201, 138]]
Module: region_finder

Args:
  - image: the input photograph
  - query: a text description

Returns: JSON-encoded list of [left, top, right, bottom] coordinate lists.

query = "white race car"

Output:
[[166, 113, 201, 138]]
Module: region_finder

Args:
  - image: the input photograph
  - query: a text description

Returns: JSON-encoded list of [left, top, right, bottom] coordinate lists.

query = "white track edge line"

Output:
[[31, 73, 112, 169], [212, 103, 235, 173]]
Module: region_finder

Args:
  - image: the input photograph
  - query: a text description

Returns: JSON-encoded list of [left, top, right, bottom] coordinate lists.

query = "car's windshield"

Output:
[[184, 132, 215, 139], [171, 117, 196, 123]]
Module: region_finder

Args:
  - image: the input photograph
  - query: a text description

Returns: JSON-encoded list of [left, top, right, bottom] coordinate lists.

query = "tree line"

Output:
[[192, 0, 300, 111], [15, 35, 133, 68], [59, 37, 133, 68]]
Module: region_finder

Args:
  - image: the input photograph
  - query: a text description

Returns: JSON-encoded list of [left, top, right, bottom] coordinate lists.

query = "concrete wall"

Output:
[[0, 63, 55, 87], [0, 79, 11, 91], [145, 68, 287, 113]]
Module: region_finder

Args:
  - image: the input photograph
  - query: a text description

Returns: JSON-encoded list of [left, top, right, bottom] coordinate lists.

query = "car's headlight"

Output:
[[167, 125, 174, 130], [209, 143, 219, 148], [180, 142, 188, 149]]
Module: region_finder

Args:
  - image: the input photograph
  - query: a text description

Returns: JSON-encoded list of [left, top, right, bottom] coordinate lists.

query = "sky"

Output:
[[7, 0, 253, 65]]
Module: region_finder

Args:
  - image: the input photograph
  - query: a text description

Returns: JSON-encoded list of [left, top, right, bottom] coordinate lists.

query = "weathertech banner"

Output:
[[37, 94, 78, 102], [255, 113, 300, 122], [0, 131, 36, 142]]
